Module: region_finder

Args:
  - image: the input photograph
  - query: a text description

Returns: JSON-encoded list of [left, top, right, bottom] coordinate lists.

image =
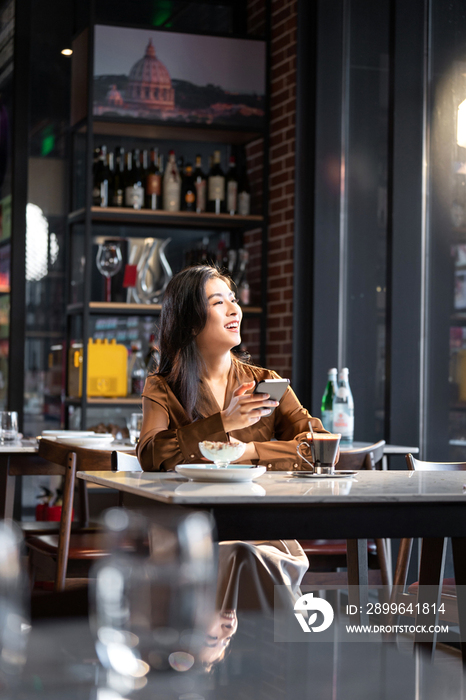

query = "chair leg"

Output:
[[77, 478, 90, 527], [54, 453, 77, 592], [375, 538, 392, 588]]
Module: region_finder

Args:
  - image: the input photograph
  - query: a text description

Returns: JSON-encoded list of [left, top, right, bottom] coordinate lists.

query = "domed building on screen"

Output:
[[125, 39, 175, 111]]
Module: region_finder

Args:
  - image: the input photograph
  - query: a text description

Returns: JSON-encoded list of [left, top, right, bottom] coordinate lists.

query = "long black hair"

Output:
[[157, 265, 237, 420]]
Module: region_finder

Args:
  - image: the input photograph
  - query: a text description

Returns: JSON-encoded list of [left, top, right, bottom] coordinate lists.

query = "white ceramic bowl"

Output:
[[55, 434, 115, 448], [198, 440, 246, 467]]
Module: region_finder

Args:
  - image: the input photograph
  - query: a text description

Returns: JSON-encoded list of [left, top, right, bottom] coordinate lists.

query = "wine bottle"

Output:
[[238, 167, 251, 216], [226, 155, 238, 215], [92, 145, 110, 207], [145, 147, 162, 210], [236, 249, 250, 306], [207, 150, 225, 214], [163, 150, 181, 212], [107, 151, 114, 206], [182, 163, 196, 212], [193, 154, 206, 213], [321, 368, 338, 432], [112, 147, 124, 207], [124, 151, 144, 209], [333, 367, 354, 443], [132, 149, 144, 209]]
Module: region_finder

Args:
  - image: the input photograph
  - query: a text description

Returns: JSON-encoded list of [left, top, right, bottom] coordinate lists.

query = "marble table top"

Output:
[[77, 469, 466, 505], [0, 438, 38, 453], [0, 438, 135, 454]]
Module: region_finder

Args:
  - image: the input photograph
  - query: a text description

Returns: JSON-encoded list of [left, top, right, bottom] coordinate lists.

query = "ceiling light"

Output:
[[61, 48, 73, 56]]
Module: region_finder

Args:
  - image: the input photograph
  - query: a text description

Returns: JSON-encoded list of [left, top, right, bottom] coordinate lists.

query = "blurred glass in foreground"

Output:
[[0, 521, 30, 688], [90, 508, 216, 683]]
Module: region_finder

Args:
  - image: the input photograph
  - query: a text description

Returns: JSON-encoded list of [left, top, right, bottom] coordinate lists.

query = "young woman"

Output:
[[137, 264, 326, 472], [137, 264, 326, 613]]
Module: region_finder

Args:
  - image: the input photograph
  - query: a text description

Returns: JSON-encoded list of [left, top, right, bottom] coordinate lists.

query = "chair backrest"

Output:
[[392, 453, 466, 592], [111, 451, 143, 472], [406, 453, 466, 471], [35, 439, 78, 592], [38, 438, 113, 471], [336, 440, 385, 471]]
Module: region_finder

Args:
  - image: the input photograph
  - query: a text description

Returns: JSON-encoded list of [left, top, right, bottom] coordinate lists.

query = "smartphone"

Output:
[[253, 378, 290, 413]]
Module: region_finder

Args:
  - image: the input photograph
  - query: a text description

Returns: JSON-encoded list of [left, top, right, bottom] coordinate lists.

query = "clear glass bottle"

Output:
[[124, 151, 144, 209], [333, 367, 354, 443], [128, 341, 146, 396], [207, 150, 225, 214], [238, 166, 251, 216], [321, 368, 338, 431], [163, 150, 181, 212], [193, 154, 206, 212]]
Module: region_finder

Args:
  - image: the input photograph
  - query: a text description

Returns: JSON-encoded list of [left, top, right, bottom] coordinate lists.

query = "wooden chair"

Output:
[[301, 440, 392, 587], [25, 439, 134, 592], [389, 453, 465, 624]]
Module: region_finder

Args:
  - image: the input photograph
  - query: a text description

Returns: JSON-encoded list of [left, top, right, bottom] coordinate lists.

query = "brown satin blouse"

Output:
[[137, 360, 326, 472]]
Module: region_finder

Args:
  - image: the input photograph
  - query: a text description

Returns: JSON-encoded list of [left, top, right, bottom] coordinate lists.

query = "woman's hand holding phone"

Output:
[[221, 381, 279, 432]]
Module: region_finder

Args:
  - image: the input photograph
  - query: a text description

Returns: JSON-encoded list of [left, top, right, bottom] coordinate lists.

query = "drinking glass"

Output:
[[0, 411, 18, 444], [90, 508, 216, 679], [198, 440, 246, 468], [129, 412, 143, 445], [96, 242, 123, 303], [0, 521, 30, 682], [296, 432, 341, 474]]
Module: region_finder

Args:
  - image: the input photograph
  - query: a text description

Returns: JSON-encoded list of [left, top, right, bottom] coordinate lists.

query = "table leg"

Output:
[[451, 538, 466, 665], [0, 455, 14, 520], [347, 538, 369, 624], [414, 537, 446, 659]]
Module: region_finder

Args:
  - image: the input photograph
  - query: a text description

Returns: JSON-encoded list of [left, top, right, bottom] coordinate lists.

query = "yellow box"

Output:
[[68, 338, 128, 398]]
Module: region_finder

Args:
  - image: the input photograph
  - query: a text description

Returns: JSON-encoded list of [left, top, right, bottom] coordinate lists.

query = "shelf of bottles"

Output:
[[89, 144, 254, 218], [65, 133, 264, 428]]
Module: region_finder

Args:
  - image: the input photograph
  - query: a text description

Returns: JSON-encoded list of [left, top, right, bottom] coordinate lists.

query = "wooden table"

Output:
[[0, 439, 135, 520]]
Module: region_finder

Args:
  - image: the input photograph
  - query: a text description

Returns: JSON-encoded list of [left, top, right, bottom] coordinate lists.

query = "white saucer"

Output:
[[288, 470, 358, 479], [175, 464, 266, 483], [56, 434, 115, 447]]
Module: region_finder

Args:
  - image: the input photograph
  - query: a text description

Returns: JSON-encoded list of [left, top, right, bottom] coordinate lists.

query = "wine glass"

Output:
[[90, 508, 216, 679], [96, 242, 123, 303]]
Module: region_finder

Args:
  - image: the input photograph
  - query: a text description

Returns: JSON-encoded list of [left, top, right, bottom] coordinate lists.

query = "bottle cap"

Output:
[[328, 367, 337, 374]]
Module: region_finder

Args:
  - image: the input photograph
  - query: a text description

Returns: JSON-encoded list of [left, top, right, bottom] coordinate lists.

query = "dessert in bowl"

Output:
[[198, 440, 246, 468]]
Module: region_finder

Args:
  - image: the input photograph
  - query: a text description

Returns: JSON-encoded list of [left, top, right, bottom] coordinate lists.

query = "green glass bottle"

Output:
[[321, 368, 337, 431]]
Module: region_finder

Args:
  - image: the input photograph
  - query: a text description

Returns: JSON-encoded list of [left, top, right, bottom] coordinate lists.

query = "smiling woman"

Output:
[[137, 264, 326, 472], [136, 264, 326, 612]]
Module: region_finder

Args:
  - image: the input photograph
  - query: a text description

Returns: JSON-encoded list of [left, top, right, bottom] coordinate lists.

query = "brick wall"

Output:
[[242, 0, 297, 379]]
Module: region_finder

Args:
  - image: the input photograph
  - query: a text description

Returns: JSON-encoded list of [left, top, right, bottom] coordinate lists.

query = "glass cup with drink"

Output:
[[129, 412, 143, 445], [296, 432, 341, 474], [0, 412, 18, 444]]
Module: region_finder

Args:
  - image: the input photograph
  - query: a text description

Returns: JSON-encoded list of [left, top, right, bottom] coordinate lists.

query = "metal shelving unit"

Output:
[[66, 4, 269, 429]]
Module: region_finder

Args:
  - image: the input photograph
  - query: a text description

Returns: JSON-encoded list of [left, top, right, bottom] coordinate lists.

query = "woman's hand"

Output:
[[229, 436, 259, 462], [221, 381, 278, 433]]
